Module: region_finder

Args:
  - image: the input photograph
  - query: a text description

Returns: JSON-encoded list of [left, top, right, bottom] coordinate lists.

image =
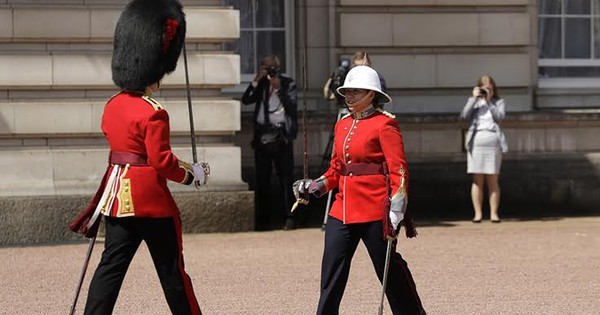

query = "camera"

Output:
[[266, 66, 280, 78], [479, 88, 488, 97], [327, 58, 352, 107], [339, 58, 351, 69]]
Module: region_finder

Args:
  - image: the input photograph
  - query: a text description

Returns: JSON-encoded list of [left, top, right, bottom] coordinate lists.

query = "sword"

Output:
[[69, 235, 97, 315], [378, 236, 394, 315], [291, 7, 309, 213], [321, 108, 349, 229], [291, 197, 308, 213], [182, 43, 197, 163], [182, 43, 210, 183]]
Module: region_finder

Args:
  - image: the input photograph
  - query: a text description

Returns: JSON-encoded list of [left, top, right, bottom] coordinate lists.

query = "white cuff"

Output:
[[389, 211, 404, 230]]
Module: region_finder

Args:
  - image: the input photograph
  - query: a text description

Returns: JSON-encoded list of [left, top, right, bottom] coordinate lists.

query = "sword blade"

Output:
[[182, 43, 198, 163], [69, 235, 97, 315], [378, 238, 393, 315]]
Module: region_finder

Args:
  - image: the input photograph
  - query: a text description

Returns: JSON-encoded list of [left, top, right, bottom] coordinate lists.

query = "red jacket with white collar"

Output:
[[320, 109, 409, 224]]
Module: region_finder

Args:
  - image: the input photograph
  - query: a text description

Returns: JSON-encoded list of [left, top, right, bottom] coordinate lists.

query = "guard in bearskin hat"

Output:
[[71, 0, 206, 314]]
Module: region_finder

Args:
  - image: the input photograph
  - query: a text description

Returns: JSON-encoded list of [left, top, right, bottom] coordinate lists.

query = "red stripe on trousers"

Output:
[[173, 216, 203, 315], [394, 252, 425, 314]]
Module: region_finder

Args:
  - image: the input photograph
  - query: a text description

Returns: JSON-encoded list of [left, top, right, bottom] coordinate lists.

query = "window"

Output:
[[224, 0, 294, 82], [538, 0, 600, 83]]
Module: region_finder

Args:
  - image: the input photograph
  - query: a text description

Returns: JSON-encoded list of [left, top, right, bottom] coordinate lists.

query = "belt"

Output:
[[109, 151, 149, 166], [339, 162, 388, 176], [256, 123, 285, 133]]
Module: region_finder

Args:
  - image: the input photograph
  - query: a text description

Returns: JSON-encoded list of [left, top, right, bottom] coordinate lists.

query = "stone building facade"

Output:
[[0, 0, 252, 245], [2, 0, 599, 244], [235, 0, 599, 224]]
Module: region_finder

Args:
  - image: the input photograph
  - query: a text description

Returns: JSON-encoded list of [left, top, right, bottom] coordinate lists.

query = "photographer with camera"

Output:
[[461, 74, 507, 224], [323, 58, 351, 107], [241, 54, 298, 231], [323, 51, 387, 108]]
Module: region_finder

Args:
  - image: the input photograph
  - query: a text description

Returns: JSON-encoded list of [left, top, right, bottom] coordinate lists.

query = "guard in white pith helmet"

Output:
[[293, 65, 426, 314]]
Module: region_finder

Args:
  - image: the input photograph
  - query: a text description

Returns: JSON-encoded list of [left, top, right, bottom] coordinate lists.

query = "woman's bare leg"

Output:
[[486, 174, 501, 221], [471, 174, 485, 221]]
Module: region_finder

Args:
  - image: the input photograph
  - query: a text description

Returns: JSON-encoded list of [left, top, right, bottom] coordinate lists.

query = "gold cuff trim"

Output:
[[178, 160, 193, 184]]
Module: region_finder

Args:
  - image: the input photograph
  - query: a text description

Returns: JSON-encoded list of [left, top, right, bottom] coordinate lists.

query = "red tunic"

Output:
[[100, 91, 191, 218], [321, 109, 409, 224]]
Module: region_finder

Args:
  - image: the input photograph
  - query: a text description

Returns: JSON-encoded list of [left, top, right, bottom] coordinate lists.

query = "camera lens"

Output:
[[267, 66, 279, 77]]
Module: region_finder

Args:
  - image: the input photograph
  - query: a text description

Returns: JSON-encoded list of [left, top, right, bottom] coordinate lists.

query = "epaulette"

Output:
[[141, 96, 163, 110], [376, 108, 395, 119]]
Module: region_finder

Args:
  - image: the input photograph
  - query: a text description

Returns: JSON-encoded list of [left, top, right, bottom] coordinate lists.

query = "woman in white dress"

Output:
[[461, 74, 507, 223]]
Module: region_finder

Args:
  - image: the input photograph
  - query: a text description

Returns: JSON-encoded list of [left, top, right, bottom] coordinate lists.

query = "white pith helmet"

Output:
[[336, 65, 391, 104]]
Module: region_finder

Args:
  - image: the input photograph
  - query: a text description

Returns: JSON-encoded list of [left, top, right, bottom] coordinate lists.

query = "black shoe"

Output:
[[491, 219, 501, 223], [472, 219, 482, 223], [283, 217, 296, 230]]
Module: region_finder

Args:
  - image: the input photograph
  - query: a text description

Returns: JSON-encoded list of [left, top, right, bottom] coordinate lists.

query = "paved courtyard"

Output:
[[1, 217, 599, 315]]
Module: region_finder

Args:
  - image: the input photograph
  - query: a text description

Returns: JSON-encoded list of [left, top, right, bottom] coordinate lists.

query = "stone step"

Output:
[[0, 146, 246, 197], [0, 53, 240, 88], [1, 6, 238, 42], [0, 190, 254, 245], [0, 98, 240, 135]]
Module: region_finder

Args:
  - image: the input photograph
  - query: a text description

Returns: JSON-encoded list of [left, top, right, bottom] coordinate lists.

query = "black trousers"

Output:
[[254, 139, 294, 230], [317, 217, 425, 315], [84, 216, 201, 315]]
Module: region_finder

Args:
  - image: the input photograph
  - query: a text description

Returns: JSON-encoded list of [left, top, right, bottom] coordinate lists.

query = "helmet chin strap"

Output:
[[347, 90, 375, 114]]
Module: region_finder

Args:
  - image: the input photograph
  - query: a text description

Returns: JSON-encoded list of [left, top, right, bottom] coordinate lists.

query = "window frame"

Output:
[[538, 0, 600, 87], [229, 0, 295, 85]]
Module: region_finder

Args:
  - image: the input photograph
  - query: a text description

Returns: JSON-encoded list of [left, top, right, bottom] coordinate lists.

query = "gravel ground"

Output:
[[1, 217, 599, 315]]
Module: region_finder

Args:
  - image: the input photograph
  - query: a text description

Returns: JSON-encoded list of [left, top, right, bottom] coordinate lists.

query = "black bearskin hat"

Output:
[[112, 0, 186, 92]]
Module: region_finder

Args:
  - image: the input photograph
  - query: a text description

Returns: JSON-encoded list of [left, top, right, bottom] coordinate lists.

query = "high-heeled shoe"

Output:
[[472, 218, 482, 223], [491, 217, 501, 223]]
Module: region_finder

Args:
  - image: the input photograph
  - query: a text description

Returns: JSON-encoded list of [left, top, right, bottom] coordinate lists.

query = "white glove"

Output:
[[389, 210, 404, 231], [292, 179, 319, 200], [191, 162, 208, 188]]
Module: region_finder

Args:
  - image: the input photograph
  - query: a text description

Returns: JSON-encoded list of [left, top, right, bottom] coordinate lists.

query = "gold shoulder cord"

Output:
[[141, 96, 164, 110], [376, 108, 396, 119]]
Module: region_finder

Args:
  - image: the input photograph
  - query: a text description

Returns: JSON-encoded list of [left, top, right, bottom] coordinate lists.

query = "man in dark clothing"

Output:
[[241, 55, 298, 231]]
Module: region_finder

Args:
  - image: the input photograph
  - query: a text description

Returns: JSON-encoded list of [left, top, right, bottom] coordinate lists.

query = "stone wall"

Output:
[[0, 191, 254, 246], [237, 110, 600, 226], [0, 1, 250, 245], [297, 0, 536, 114]]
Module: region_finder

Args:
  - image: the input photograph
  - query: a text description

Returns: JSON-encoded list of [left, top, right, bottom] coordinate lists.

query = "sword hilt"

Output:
[[290, 196, 309, 213]]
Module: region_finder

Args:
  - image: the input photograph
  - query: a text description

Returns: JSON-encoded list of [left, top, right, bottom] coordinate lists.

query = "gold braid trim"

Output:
[[141, 96, 164, 110], [178, 160, 193, 184], [391, 164, 408, 207], [116, 164, 135, 217], [376, 108, 396, 119]]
